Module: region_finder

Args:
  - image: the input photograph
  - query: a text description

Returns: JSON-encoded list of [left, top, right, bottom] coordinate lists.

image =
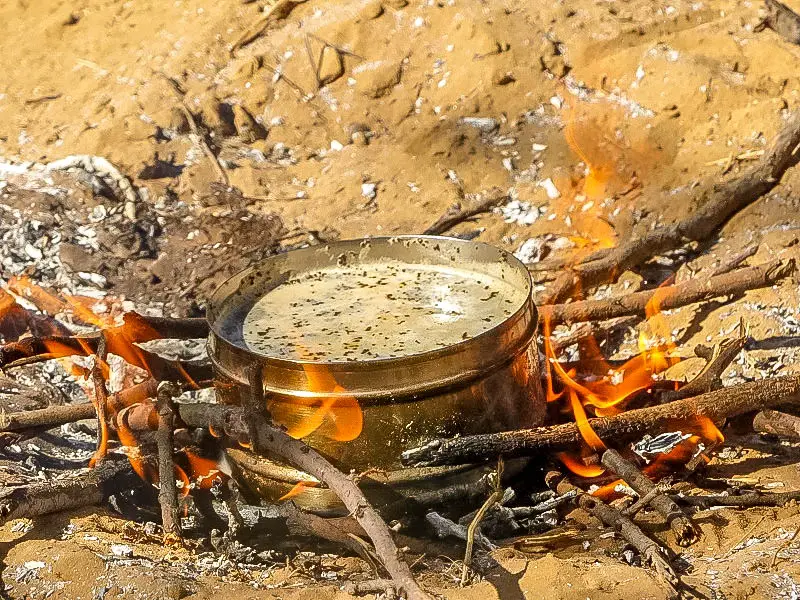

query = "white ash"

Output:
[[457, 116, 499, 135], [497, 199, 541, 225], [514, 237, 549, 264], [633, 431, 692, 462], [538, 178, 560, 199], [563, 76, 655, 119], [14, 561, 47, 583]]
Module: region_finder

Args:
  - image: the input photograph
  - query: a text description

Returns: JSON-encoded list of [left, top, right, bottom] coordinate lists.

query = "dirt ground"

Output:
[[3, 0, 800, 597]]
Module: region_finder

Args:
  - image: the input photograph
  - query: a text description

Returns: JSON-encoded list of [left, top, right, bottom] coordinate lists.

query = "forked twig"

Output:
[[461, 460, 503, 585]]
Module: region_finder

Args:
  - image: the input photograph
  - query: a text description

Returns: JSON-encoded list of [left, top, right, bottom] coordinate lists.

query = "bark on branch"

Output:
[[601, 449, 698, 546], [401, 376, 800, 467], [539, 258, 794, 325]]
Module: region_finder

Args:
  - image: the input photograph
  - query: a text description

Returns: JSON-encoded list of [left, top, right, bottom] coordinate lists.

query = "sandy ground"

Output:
[[3, 0, 800, 598]]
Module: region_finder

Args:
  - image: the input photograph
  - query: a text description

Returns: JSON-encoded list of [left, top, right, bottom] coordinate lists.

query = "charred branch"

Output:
[[155, 383, 182, 539], [0, 458, 133, 523], [401, 375, 800, 467], [600, 449, 699, 546], [546, 471, 678, 596]]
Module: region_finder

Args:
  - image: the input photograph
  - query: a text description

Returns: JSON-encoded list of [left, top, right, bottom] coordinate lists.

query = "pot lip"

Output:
[[207, 235, 534, 372]]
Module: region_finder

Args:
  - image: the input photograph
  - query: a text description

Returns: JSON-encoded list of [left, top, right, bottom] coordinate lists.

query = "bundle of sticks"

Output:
[[2, 110, 800, 599]]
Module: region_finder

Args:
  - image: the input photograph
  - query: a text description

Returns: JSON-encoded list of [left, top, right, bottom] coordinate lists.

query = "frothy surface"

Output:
[[241, 260, 527, 361]]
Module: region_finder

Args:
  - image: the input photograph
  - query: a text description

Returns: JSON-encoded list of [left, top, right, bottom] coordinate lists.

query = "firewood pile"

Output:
[[1, 110, 800, 600]]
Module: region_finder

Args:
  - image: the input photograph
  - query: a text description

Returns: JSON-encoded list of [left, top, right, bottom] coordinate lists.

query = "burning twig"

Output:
[[401, 375, 800, 467], [423, 190, 508, 236], [545, 471, 678, 596], [549, 316, 639, 355], [534, 109, 800, 300], [0, 380, 161, 445], [539, 258, 795, 325], [600, 449, 699, 546], [155, 382, 182, 540], [91, 335, 110, 465]]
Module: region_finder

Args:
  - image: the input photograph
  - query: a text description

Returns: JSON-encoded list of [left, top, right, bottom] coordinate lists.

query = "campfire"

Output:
[[2, 102, 800, 600]]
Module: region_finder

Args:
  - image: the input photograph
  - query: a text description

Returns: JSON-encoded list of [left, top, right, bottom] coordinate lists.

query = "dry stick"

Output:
[[461, 462, 503, 586], [0, 459, 132, 522], [547, 250, 758, 354], [660, 323, 749, 402], [601, 449, 699, 547], [0, 403, 96, 433], [539, 258, 795, 325], [753, 409, 800, 439], [230, 0, 308, 53], [622, 484, 669, 518], [535, 110, 800, 300], [400, 375, 800, 468], [672, 490, 800, 509], [155, 382, 181, 539], [545, 471, 678, 596], [423, 191, 508, 236], [235, 377, 432, 600]]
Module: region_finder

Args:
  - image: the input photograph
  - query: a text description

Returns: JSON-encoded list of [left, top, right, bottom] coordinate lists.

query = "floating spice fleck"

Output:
[[242, 260, 527, 360]]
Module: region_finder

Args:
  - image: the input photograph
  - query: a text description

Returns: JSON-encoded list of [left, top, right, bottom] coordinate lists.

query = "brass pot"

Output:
[[207, 236, 544, 510]]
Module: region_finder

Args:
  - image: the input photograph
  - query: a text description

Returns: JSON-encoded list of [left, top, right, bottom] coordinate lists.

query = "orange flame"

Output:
[[184, 450, 224, 491], [545, 251, 714, 482], [279, 480, 319, 501], [0, 277, 219, 501], [268, 348, 363, 443]]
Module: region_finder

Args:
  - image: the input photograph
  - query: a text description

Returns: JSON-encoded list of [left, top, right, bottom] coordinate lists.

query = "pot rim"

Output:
[[207, 235, 537, 398]]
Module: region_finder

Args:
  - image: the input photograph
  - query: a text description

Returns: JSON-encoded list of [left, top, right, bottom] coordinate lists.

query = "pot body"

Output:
[[207, 236, 545, 483]]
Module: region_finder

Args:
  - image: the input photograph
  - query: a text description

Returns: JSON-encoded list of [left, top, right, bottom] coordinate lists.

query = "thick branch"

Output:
[[753, 409, 800, 439], [0, 459, 132, 522], [539, 259, 794, 325], [401, 376, 800, 467]]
